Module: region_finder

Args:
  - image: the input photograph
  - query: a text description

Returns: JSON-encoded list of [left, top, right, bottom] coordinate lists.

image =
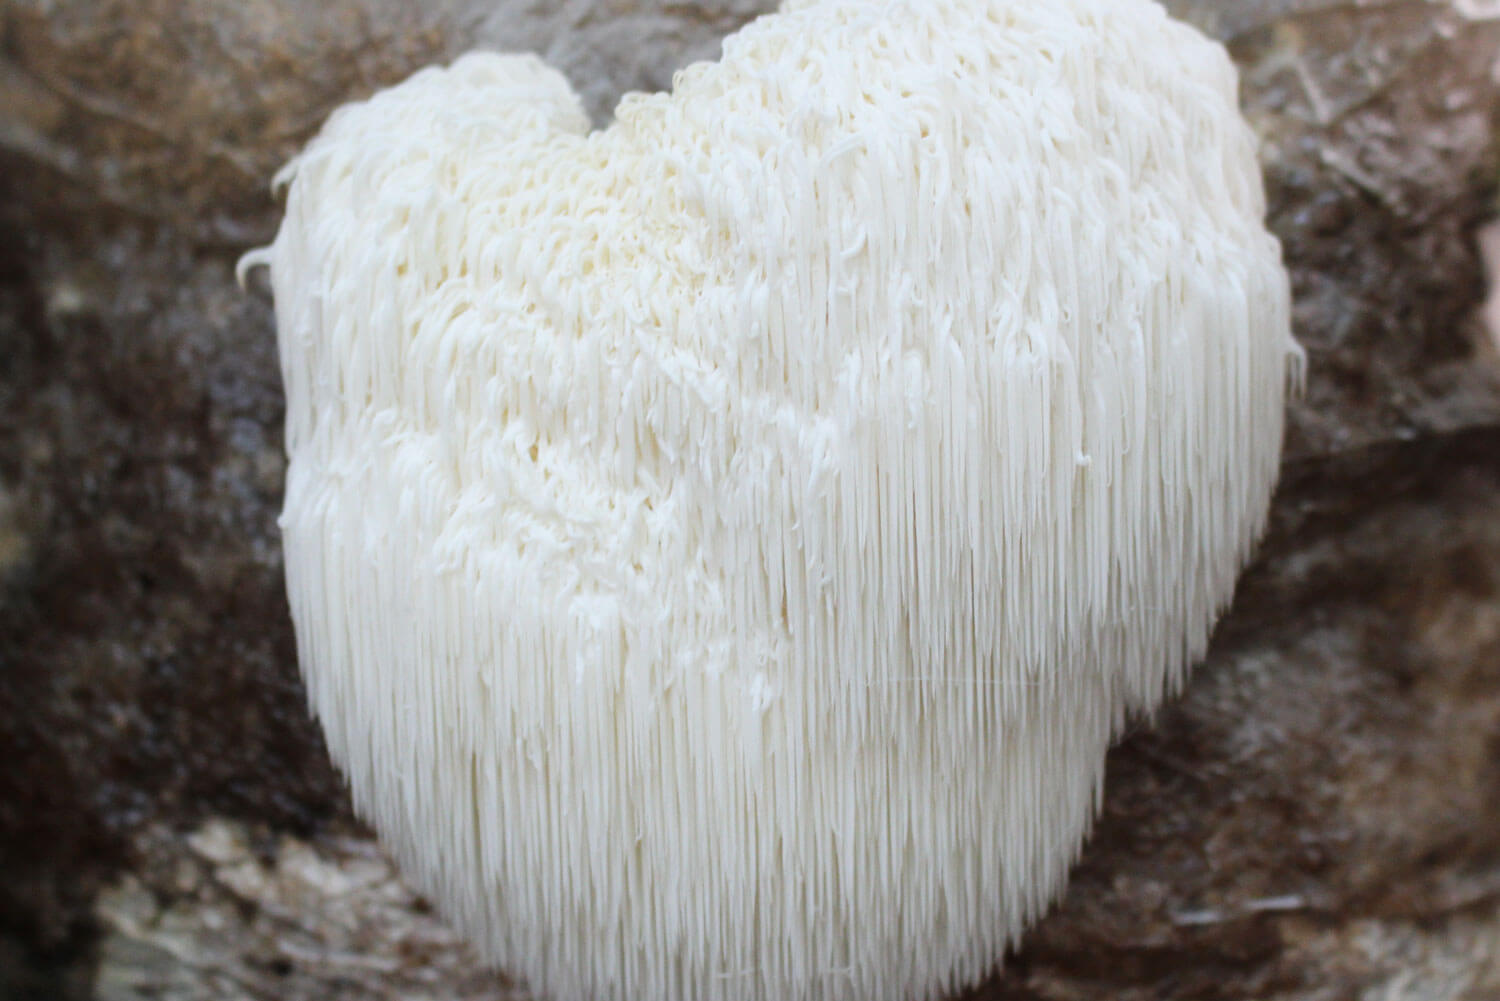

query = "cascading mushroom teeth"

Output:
[[246, 2, 1303, 999]]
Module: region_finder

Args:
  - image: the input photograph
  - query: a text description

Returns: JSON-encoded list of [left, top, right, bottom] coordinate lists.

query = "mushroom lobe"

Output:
[[253, 2, 1300, 1000]]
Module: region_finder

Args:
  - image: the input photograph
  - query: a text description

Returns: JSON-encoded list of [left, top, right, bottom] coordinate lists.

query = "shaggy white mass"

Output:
[[247, 1, 1302, 998]]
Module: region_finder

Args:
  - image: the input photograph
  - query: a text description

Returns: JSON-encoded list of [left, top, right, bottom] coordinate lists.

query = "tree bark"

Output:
[[1, 2, 1497, 998]]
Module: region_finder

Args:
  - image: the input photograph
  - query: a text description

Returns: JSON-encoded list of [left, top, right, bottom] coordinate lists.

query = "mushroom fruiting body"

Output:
[[250, 1, 1302, 999]]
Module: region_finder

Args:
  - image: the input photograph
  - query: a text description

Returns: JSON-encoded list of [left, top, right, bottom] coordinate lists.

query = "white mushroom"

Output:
[[244, 1, 1303, 999]]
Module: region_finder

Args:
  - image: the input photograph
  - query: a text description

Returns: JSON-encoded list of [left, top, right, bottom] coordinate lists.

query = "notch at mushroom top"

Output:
[[245, 1, 1304, 999]]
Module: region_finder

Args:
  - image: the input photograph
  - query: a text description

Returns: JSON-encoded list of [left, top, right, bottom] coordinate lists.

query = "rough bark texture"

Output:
[[1, 2, 1497, 999]]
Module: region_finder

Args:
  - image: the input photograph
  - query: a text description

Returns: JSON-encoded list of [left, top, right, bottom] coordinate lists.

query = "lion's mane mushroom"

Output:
[[243, 1, 1302, 999]]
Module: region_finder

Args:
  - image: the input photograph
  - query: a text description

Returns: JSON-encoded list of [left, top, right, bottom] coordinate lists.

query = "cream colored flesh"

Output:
[[249, 2, 1301, 998]]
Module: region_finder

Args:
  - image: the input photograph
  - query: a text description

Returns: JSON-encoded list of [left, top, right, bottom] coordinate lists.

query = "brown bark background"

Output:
[[1, 2, 1498, 998]]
